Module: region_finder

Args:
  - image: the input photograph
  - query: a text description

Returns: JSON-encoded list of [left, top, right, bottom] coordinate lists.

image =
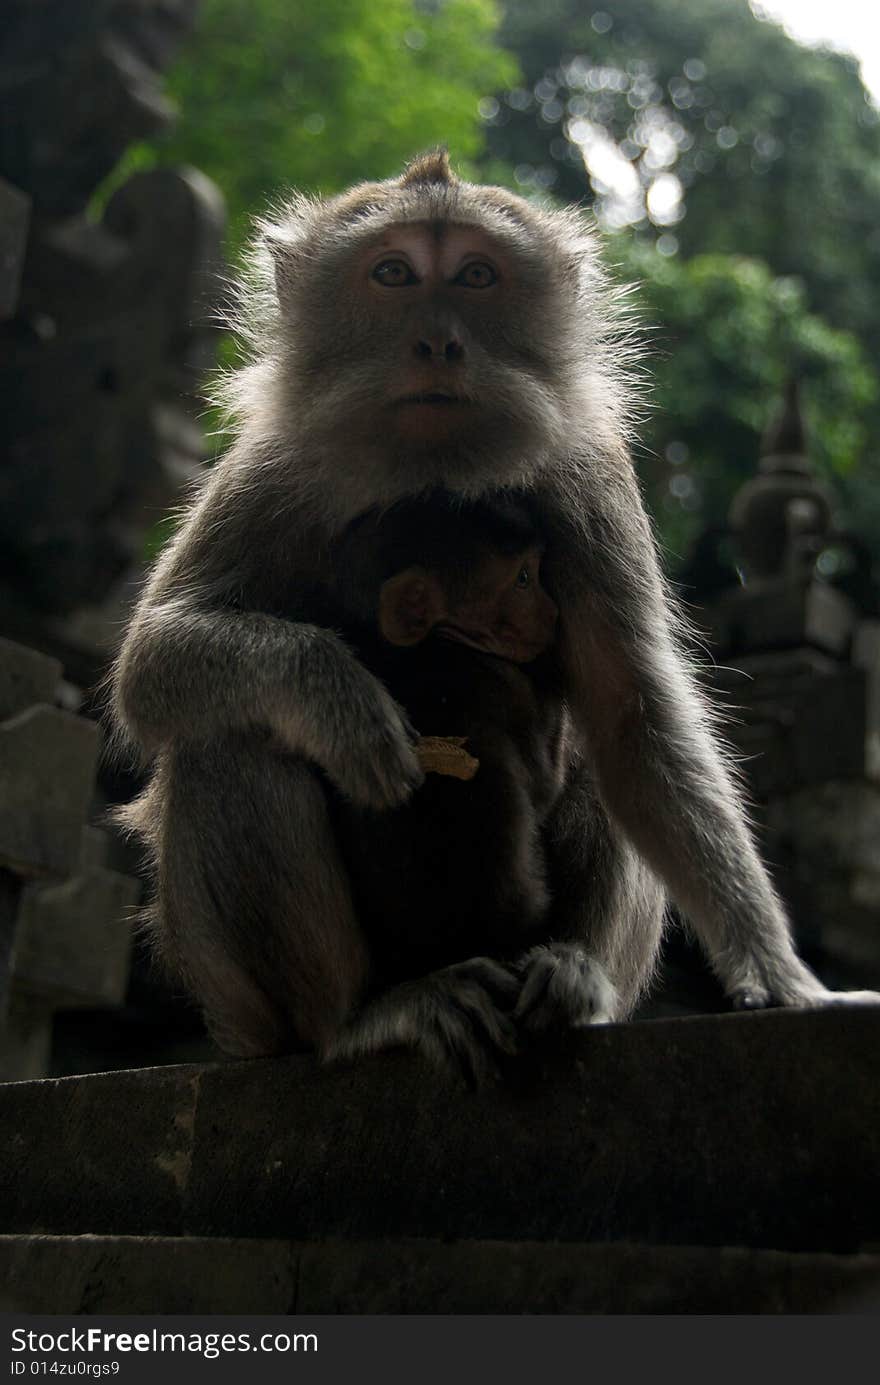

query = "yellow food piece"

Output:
[[416, 735, 480, 780]]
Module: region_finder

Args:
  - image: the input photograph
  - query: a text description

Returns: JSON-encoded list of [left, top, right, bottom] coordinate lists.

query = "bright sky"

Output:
[[752, 0, 880, 103]]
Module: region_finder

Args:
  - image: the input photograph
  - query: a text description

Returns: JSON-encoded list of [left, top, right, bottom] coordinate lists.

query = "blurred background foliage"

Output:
[[113, 0, 880, 569]]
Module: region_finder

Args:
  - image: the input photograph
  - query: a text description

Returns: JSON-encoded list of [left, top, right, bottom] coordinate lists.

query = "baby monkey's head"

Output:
[[373, 495, 558, 664]]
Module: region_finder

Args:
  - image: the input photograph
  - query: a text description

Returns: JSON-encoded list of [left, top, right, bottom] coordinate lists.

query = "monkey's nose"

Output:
[[414, 336, 464, 363]]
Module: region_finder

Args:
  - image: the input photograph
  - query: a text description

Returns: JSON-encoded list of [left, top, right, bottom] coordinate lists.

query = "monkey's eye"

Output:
[[455, 261, 498, 289], [515, 566, 530, 589], [371, 259, 418, 287]]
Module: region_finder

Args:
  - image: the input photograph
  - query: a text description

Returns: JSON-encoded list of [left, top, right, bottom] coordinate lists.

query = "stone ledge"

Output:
[[1, 1008, 878, 1253], [1, 1235, 878, 1314]]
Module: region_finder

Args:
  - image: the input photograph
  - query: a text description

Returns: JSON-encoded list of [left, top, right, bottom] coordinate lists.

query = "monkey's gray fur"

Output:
[[113, 149, 879, 1074]]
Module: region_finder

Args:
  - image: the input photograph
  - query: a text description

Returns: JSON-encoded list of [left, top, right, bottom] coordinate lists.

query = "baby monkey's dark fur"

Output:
[[328, 494, 567, 985]]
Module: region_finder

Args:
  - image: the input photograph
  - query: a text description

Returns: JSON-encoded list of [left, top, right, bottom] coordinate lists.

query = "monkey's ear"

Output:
[[379, 568, 446, 646]]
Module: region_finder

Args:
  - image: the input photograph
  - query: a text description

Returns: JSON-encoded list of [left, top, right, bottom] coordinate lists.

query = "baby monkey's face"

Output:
[[378, 544, 558, 664]]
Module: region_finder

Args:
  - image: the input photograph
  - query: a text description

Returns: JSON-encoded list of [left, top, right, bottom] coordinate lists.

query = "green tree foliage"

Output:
[[488, 0, 880, 349], [483, 0, 880, 558], [612, 242, 877, 558], [117, 0, 880, 563], [147, 0, 516, 252]]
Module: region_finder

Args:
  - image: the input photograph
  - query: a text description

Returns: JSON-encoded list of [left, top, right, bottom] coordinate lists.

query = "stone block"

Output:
[[0, 870, 22, 1018], [761, 783, 880, 979], [0, 704, 99, 876], [103, 166, 226, 387], [1, 1009, 878, 1254], [0, 994, 52, 1085], [820, 902, 880, 977], [767, 780, 880, 876], [1, 1235, 879, 1315], [0, 637, 61, 720], [714, 652, 866, 794], [853, 620, 880, 778], [715, 580, 856, 658], [0, 1061, 200, 1234], [80, 825, 110, 870], [13, 861, 138, 1007]]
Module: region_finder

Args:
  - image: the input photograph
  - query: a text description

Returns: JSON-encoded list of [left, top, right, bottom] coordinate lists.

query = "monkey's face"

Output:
[[256, 157, 622, 508], [293, 215, 571, 490], [363, 222, 505, 449]]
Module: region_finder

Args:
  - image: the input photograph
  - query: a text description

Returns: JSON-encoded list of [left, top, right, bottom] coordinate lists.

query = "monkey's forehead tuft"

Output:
[[398, 147, 456, 188]]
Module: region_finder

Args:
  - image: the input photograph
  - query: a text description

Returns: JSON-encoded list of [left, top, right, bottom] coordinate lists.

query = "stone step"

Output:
[[2, 1235, 878, 1315], [1, 1008, 878, 1253]]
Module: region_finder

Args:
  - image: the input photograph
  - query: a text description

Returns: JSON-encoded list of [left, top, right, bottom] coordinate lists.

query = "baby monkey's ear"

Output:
[[378, 567, 447, 646]]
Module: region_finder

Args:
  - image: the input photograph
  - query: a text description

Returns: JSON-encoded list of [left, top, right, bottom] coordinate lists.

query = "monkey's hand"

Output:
[[279, 653, 424, 810], [732, 982, 880, 1011], [326, 958, 520, 1088], [513, 943, 618, 1032], [723, 950, 880, 1010]]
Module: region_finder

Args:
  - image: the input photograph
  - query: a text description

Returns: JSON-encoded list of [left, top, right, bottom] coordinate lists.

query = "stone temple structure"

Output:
[[0, 0, 224, 1082], [694, 381, 880, 997], [0, 0, 224, 688]]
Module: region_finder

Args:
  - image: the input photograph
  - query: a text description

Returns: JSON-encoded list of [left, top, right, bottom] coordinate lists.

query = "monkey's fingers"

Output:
[[450, 956, 521, 1007], [514, 945, 617, 1031], [513, 952, 556, 1024], [329, 718, 425, 810], [730, 987, 777, 1011], [430, 1015, 500, 1091], [732, 985, 880, 1011], [423, 972, 520, 1087], [448, 984, 519, 1055], [824, 990, 880, 1005]]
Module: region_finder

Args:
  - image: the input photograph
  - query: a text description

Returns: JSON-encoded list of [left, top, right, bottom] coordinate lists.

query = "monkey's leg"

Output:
[[325, 957, 520, 1087], [540, 480, 880, 1011], [514, 761, 665, 1032], [152, 736, 371, 1057]]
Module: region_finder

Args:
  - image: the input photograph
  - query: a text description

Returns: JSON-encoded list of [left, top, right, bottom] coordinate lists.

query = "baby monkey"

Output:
[[322, 493, 616, 1081]]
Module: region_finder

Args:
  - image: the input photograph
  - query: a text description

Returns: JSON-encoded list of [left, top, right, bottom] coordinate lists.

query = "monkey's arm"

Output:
[[113, 600, 423, 811], [540, 467, 879, 1010]]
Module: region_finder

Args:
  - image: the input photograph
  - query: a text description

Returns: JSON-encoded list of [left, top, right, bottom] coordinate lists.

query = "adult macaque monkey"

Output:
[[114, 150, 878, 1070]]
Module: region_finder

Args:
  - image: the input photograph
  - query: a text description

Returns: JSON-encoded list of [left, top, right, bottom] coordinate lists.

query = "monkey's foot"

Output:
[[326, 957, 520, 1087], [513, 943, 617, 1032]]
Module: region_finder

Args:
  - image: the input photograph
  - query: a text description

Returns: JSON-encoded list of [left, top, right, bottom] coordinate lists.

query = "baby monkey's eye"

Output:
[[455, 261, 498, 289], [515, 566, 531, 589], [372, 259, 418, 287]]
